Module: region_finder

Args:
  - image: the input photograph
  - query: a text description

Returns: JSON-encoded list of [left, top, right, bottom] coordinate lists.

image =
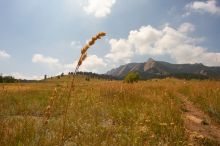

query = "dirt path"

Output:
[[178, 93, 220, 146]]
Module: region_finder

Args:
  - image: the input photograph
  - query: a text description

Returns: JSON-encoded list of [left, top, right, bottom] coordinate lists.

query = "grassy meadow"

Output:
[[0, 76, 220, 146], [178, 80, 220, 124]]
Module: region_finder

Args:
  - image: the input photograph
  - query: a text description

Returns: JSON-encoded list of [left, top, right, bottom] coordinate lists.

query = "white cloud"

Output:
[[178, 23, 195, 33], [66, 55, 107, 73], [74, 55, 107, 72], [32, 54, 59, 65], [129, 26, 163, 55], [0, 50, 10, 59], [105, 39, 133, 63], [7, 72, 43, 80], [32, 54, 73, 73], [186, 0, 220, 15], [32, 53, 107, 74], [83, 0, 116, 18], [105, 23, 220, 66]]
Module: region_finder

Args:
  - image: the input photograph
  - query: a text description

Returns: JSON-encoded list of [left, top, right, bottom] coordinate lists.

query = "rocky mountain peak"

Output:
[[144, 58, 157, 71], [146, 58, 155, 63], [106, 59, 220, 79]]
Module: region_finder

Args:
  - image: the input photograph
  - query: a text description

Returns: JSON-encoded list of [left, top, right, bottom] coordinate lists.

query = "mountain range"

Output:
[[106, 58, 220, 79]]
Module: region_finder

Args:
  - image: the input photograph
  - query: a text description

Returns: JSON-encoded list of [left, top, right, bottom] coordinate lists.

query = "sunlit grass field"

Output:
[[0, 76, 219, 146]]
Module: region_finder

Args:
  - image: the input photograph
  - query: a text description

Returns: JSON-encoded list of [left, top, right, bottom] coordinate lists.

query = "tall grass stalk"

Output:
[[59, 32, 106, 145]]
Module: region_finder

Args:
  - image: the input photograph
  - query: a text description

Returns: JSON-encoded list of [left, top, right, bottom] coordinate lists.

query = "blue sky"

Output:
[[0, 0, 220, 79]]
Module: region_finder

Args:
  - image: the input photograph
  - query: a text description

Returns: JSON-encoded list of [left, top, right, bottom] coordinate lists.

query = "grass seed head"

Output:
[[77, 60, 82, 67], [88, 40, 95, 46], [92, 37, 97, 41], [82, 53, 87, 61], [76, 32, 106, 70], [81, 45, 89, 54], [98, 32, 106, 37]]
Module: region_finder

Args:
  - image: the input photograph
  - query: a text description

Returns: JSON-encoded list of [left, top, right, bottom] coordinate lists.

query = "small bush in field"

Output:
[[124, 72, 140, 83], [85, 77, 90, 81]]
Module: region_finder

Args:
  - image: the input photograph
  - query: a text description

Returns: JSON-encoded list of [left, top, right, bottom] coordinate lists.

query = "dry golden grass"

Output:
[[1, 77, 219, 145]]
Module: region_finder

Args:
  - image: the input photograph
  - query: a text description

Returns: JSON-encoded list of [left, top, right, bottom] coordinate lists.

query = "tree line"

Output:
[[0, 74, 37, 83], [0, 75, 16, 83], [53, 71, 119, 80]]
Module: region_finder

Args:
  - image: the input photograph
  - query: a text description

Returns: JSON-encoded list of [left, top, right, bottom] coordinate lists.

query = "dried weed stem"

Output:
[[60, 32, 106, 145]]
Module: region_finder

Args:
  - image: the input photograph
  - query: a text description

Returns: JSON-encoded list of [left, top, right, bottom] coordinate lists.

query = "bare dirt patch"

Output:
[[178, 93, 220, 145]]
